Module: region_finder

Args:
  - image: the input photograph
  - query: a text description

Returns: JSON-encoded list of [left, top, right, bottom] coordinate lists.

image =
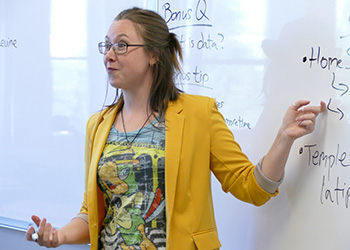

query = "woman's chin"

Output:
[[108, 80, 122, 89]]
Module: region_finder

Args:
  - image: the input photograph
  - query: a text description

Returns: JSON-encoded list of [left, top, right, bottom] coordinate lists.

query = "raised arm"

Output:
[[261, 100, 326, 181]]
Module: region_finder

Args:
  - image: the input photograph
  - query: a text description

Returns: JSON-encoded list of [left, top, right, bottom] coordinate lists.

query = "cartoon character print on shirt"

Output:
[[98, 149, 165, 250]]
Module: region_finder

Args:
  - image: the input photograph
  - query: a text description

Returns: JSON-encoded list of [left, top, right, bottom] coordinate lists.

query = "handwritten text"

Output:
[[0, 38, 17, 48]]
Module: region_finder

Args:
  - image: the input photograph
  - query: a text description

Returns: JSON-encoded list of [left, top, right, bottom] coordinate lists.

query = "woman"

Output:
[[26, 7, 326, 250]]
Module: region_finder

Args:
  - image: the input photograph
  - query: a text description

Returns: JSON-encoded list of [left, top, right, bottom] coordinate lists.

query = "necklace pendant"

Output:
[[121, 110, 153, 150]]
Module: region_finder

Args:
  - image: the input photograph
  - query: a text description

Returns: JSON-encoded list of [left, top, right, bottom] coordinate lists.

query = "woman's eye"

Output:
[[117, 43, 126, 49]]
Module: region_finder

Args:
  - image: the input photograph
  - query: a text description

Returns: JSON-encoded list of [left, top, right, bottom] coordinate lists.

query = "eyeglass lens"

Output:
[[98, 42, 127, 55]]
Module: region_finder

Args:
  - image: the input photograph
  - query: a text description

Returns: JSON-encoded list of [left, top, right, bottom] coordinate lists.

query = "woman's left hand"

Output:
[[261, 100, 326, 182], [281, 100, 326, 140]]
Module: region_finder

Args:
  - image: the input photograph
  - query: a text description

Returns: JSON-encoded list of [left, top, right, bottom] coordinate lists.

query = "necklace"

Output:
[[121, 110, 153, 149]]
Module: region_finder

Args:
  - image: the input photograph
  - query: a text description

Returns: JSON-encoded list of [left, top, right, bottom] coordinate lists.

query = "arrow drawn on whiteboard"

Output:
[[327, 98, 344, 120], [331, 72, 349, 97], [339, 15, 350, 39]]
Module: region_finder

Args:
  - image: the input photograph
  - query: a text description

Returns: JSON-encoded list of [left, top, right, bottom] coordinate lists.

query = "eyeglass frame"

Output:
[[98, 41, 145, 55]]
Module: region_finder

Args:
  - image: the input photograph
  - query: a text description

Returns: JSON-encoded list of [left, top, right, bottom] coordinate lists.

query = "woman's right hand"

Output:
[[25, 215, 66, 248]]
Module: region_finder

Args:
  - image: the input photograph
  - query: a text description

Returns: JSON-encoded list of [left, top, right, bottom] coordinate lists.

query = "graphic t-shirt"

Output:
[[97, 119, 166, 250]]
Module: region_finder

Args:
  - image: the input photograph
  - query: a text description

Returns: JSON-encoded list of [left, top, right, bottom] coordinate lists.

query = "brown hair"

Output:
[[109, 7, 183, 120]]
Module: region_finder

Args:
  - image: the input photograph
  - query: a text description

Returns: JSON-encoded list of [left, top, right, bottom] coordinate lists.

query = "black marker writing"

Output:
[[0, 38, 17, 48], [300, 143, 350, 208], [304, 144, 349, 180], [302, 46, 343, 70], [225, 116, 251, 129], [320, 175, 350, 208], [162, 0, 210, 26], [216, 99, 224, 109], [175, 65, 211, 89], [178, 32, 225, 51], [331, 72, 349, 97], [195, 0, 209, 21]]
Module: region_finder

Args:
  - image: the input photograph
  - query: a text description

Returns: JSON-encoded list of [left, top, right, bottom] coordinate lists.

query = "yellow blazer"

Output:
[[80, 93, 277, 250]]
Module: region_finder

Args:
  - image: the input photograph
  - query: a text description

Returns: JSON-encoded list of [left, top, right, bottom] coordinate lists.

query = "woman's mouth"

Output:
[[107, 67, 118, 73]]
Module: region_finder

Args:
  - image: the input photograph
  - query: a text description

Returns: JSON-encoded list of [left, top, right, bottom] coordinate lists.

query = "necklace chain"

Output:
[[121, 110, 152, 148]]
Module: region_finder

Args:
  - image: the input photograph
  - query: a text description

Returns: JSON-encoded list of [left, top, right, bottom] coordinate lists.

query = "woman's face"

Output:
[[104, 19, 155, 91]]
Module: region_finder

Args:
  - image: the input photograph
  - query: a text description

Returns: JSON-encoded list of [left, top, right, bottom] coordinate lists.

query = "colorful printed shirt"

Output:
[[97, 119, 166, 250]]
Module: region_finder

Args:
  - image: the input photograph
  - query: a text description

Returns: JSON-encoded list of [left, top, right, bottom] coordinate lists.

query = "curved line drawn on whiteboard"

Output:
[[326, 72, 348, 121], [169, 23, 212, 30], [217, 33, 224, 49], [339, 34, 350, 39], [327, 98, 344, 120], [339, 14, 350, 39], [331, 72, 349, 97]]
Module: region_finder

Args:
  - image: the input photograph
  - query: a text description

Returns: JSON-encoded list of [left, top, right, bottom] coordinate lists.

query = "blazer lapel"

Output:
[[87, 106, 118, 235], [165, 98, 184, 229], [88, 106, 118, 183]]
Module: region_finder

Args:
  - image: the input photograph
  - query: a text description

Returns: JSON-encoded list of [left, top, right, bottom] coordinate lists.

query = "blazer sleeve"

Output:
[[208, 98, 278, 206]]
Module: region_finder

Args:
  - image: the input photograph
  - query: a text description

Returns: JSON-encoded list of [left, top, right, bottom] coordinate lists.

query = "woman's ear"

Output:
[[149, 51, 158, 66]]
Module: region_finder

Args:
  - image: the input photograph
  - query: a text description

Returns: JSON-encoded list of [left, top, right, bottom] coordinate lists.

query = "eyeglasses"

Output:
[[98, 41, 145, 55]]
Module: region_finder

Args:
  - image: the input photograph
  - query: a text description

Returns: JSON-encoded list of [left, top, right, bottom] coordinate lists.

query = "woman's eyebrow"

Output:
[[105, 34, 129, 42]]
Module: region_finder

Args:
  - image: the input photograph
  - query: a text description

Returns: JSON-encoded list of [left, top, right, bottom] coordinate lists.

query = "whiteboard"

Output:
[[1, 0, 350, 250], [158, 0, 350, 250], [0, 0, 153, 228]]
